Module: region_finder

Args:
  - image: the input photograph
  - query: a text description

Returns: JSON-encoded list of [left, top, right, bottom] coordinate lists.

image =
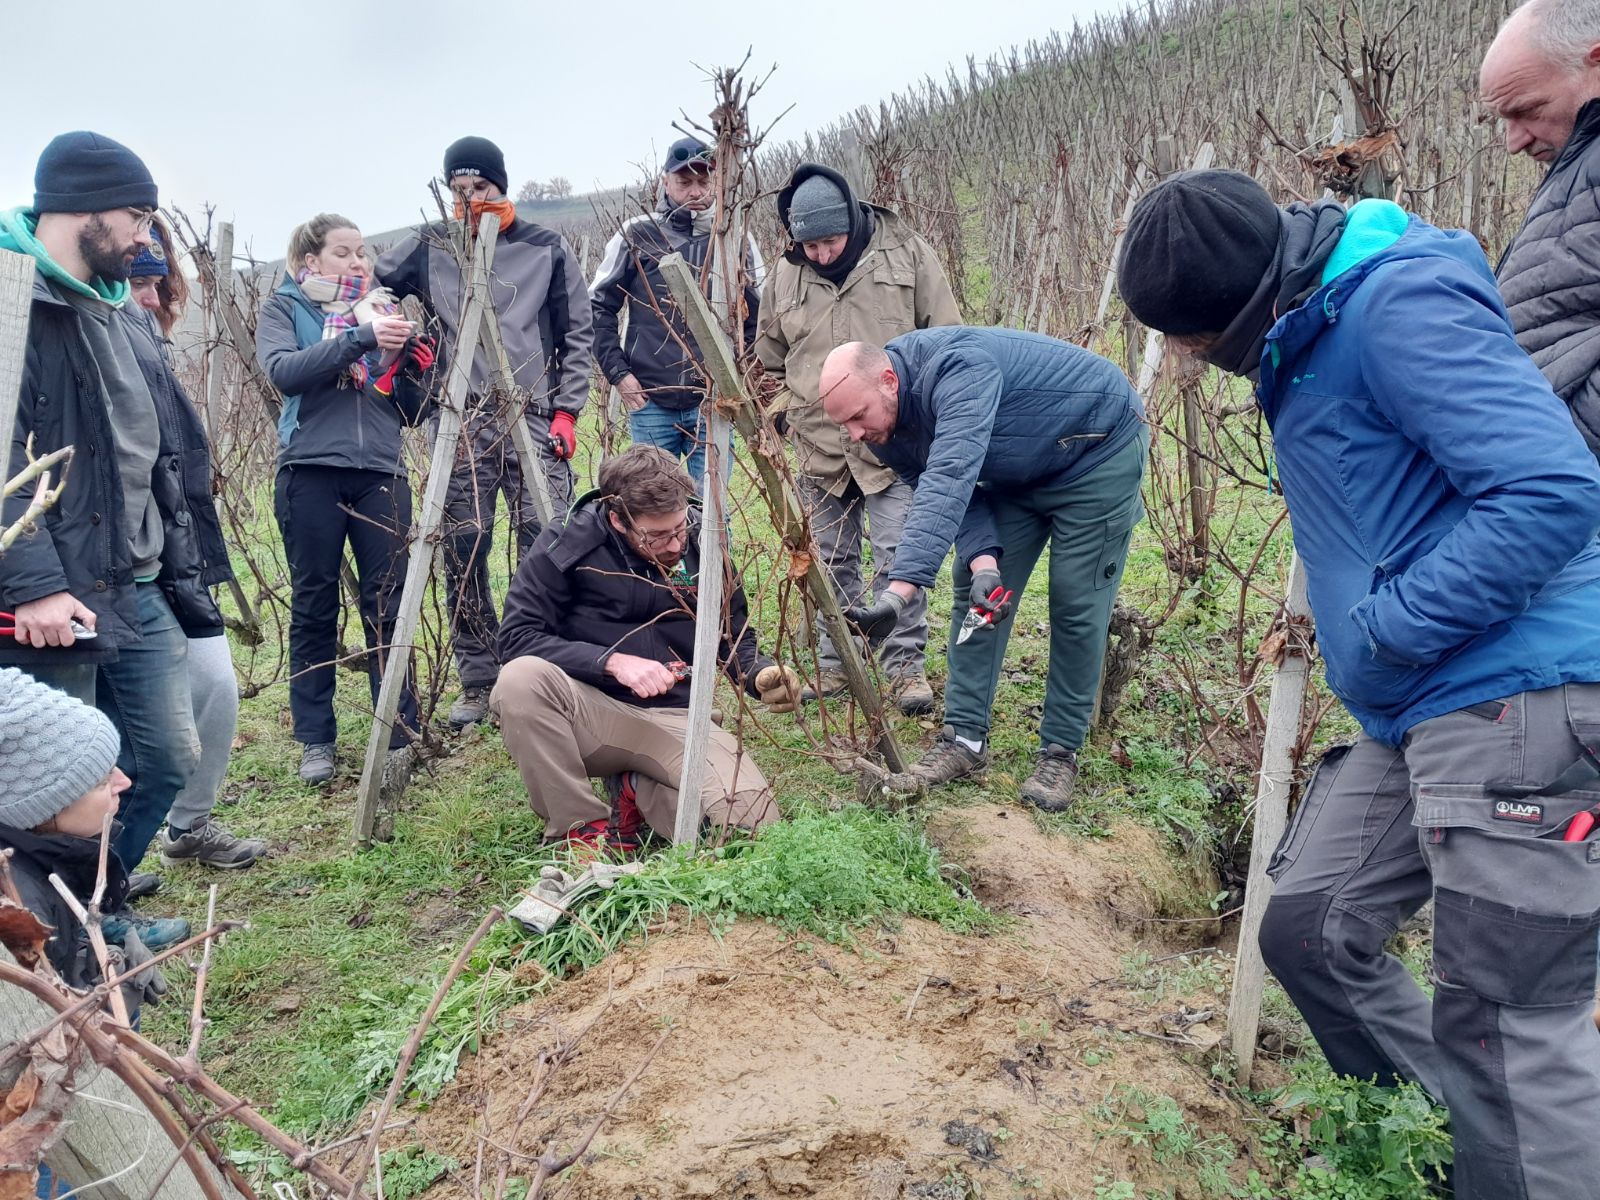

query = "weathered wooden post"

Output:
[[0, 250, 33, 467], [657, 254, 908, 780], [203, 221, 234, 450], [352, 213, 503, 841], [1227, 555, 1312, 1086]]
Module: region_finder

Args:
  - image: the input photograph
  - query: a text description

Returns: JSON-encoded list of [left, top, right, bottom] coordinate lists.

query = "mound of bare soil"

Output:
[[409, 810, 1264, 1198]]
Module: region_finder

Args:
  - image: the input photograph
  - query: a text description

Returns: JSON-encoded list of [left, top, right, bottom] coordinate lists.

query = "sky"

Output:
[[4, 0, 1118, 261]]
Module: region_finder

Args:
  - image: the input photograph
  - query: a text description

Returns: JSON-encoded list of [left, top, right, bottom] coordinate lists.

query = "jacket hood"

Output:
[[1260, 215, 1489, 416], [0, 206, 129, 305]]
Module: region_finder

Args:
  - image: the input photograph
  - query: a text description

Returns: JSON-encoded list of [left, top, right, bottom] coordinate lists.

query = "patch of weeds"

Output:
[[1274, 1061, 1452, 1198], [1120, 949, 1229, 1004], [1091, 1085, 1247, 1198], [377, 1147, 457, 1200]]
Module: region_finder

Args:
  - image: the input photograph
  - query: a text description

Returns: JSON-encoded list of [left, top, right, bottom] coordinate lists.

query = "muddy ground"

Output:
[[408, 808, 1278, 1198]]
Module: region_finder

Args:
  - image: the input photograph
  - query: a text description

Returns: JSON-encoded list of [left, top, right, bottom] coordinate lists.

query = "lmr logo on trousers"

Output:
[[1492, 800, 1543, 824]]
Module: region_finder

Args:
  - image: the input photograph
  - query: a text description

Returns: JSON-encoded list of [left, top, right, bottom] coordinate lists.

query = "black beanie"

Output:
[[443, 136, 509, 196], [1117, 169, 1282, 336], [33, 131, 157, 214]]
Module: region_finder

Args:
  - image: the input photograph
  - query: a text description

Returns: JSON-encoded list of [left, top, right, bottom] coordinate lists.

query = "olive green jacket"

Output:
[[755, 208, 960, 495]]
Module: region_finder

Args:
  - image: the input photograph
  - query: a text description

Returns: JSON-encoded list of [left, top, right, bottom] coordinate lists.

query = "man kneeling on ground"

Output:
[[492, 445, 800, 850]]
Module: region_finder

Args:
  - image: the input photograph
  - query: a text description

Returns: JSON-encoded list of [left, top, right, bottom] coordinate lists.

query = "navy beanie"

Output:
[[34, 131, 157, 215], [1117, 169, 1282, 336], [444, 136, 509, 196]]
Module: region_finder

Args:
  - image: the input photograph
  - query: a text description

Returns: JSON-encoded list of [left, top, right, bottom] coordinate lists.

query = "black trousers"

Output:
[[274, 465, 418, 747]]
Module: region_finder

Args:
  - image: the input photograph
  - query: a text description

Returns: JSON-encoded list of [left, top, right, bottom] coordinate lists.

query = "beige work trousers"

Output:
[[490, 655, 778, 839]]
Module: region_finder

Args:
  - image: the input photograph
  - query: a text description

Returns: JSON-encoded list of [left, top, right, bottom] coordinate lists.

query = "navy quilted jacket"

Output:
[[868, 327, 1144, 586]]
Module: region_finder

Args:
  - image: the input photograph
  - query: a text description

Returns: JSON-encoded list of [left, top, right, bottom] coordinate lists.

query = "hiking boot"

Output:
[[160, 818, 268, 869], [895, 726, 988, 791], [800, 670, 849, 703], [125, 872, 162, 902], [102, 910, 191, 952], [448, 686, 492, 728], [299, 742, 336, 785], [604, 773, 648, 852], [1020, 745, 1080, 812], [892, 669, 936, 716]]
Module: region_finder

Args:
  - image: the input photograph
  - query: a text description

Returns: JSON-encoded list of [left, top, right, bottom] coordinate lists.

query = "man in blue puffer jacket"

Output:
[[1119, 169, 1600, 1200], [819, 327, 1147, 810]]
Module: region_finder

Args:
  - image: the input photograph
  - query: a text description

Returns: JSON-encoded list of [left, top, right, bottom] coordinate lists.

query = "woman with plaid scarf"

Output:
[[257, 214, 434, 785]]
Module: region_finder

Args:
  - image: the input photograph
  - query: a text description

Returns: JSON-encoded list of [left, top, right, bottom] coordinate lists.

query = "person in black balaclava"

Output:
[[753, 163, 963, 718], [588, 135, 764, 485]]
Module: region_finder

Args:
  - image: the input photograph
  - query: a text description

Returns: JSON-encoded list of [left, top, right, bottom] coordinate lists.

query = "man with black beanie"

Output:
[[1119, 169, 1600, 1200], [378, 135, 595, 728], [0, 132, 208, 907]]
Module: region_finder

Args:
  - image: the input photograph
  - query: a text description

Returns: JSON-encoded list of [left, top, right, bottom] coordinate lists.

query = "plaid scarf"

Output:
[[296, 271, 395, 387]]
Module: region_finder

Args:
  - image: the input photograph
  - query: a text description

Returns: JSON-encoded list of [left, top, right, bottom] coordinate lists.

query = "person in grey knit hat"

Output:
[[0, 666, 190, 957], [0, 666, 122, 830]]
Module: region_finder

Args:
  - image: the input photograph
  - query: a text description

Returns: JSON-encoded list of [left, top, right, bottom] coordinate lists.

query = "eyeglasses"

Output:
[[630, 517, 689, 550], [126, 208, 156, 234]]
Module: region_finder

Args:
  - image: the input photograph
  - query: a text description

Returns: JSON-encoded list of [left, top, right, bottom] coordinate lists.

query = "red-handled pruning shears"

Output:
[[0, 611, 96, 642], [956, 586, 1014, 645], [1564, 804, 1600, 842]]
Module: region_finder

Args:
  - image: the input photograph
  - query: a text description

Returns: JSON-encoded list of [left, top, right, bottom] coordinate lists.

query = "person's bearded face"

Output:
[[78, 213, 141, 283]]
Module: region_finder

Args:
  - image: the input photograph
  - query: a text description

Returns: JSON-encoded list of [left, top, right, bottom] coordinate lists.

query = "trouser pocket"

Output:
[[1267, 741, 1354, 882], [1433, 884, 1600, 1005]]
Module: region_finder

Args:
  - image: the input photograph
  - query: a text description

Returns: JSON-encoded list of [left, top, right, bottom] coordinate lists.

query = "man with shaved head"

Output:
[[1485, 0, 1600, 457], [821, 327, 1146, 810]]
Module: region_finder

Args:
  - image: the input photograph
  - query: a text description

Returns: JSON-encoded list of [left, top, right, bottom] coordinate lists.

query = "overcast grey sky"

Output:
[[5, 0, 1117, 260]]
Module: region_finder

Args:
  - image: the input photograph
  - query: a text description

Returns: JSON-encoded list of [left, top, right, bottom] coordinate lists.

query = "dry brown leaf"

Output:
[[0, 901, 53, 971]]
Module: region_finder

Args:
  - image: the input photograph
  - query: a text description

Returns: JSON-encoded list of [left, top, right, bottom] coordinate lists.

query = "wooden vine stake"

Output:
[[0, 250, 33, 472], [1227, 554, 1312, 1086]]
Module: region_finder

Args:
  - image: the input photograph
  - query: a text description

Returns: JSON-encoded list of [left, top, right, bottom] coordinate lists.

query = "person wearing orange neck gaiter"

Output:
[[376, 135, 595, 729]]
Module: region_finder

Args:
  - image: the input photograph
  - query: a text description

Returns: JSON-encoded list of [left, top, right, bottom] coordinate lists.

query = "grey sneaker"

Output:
[[893, 726, 988, 791], [893, 669, 936, 716], [160, 818, 268, 869], [1020, 745, 1079, 812], [125, 872, 162, 902], [448, 686, 492, 728], [299, 741, 336, 785], [799, 669, 850, 703]]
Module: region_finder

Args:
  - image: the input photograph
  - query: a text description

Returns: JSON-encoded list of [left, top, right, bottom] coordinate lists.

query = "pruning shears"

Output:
[[667, 659, 692, 681], [956, 586, 1014, 645], [0, 611, 96, 642]]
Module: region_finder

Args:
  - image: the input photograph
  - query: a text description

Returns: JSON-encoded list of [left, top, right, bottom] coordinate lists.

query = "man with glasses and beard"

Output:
[[0, 132, 202, 947], [490, 445, 800, 851]]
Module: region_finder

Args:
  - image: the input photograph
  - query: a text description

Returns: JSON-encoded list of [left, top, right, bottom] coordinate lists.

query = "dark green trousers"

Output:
[[944, 428, 1147, 750]]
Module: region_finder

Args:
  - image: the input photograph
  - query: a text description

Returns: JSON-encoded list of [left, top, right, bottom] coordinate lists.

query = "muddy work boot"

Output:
[[892, 669, 936, 716], [799, 669, 850, 703], [890, 726, 988, 793], [298, 742, 336, 785], [448, 686, 493, 728], [1020, 745, 1080, 813]]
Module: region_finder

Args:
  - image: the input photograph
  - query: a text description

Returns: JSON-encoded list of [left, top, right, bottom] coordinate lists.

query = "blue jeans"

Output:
[[627, 401, 729, 485], [28, 584, 200, 871]]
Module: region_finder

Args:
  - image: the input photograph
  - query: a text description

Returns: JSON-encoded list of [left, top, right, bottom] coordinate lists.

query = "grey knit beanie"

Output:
[[0, 668, 121, 830], [788, 175, 851, 241]]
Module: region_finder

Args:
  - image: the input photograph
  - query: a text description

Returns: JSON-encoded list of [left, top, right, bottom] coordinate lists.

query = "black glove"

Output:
[[843, 591, 908, 643], [118, 929, 169, 1011], [969, 569, 1013, 623]]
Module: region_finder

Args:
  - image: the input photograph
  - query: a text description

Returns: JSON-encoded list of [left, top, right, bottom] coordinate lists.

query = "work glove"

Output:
[[116, 929, 168, 1012], [373, 335, 438, 397], [843, 591, 907, 644], [754, 664, 801, 714], [548, 410, 578, 461], [969, 569, 1013, 624]]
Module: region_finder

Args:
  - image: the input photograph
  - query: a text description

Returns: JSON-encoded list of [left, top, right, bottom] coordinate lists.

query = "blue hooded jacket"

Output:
[[871, 327, 1145, 587], [1258, 202, 1600, 745]]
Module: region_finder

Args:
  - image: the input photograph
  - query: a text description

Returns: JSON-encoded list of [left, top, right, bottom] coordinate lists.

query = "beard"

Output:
[[78, 215, 138, 283]]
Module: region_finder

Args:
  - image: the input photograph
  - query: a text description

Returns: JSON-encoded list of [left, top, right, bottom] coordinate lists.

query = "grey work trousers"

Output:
[[490, 655, 778, 839], [1260, 682, 1600, 1200], [165, 632, 240, 831], [799, 474, 928, 680], [441, 405, 574, 689]]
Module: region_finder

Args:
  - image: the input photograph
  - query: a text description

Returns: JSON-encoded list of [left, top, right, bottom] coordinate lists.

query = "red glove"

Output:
[[408, 336, 436, 371], [548, 410, 577, 460]]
